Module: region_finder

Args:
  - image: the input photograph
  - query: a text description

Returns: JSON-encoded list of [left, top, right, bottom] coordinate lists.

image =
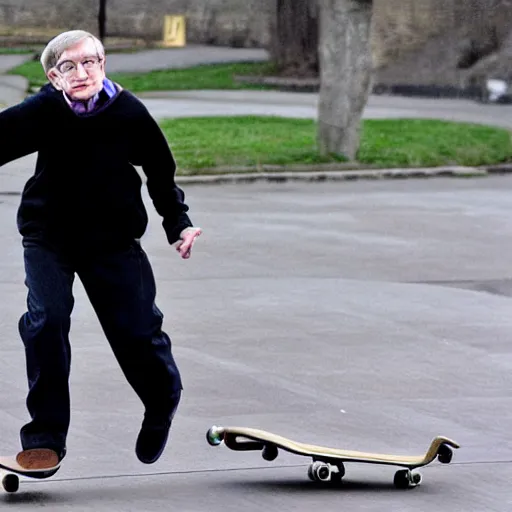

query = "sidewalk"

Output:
[[0, 74, 29, 107], [0, 54, 32, 107], [103, 44, 269, 73]]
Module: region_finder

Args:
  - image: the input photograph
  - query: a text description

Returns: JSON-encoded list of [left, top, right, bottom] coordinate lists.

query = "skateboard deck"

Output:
[[206, 425, 460, 488], [0, 449, 61, 493]]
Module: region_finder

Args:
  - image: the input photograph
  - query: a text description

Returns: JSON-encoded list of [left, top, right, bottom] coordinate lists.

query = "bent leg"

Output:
[[19, 239, 75, 457], [78, 242, 182, 421]]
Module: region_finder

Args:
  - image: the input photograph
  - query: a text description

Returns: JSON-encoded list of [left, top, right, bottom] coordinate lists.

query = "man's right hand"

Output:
[[174, 227, 202, 259]]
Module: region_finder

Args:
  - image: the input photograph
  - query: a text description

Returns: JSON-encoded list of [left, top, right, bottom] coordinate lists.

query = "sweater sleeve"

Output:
[[135, 106, 193, 245], [0, 96, 43, 166]]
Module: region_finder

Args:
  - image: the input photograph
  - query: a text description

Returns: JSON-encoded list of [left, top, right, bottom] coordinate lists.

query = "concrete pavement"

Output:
[[137, 89, 512, 129], [0, 176, 511, 510], [0, 54, 31, 107], [2, 84, 510, 134], [0, 54, 33, 73], [103, 44, 269, 73], [0, 75, 28, 108]]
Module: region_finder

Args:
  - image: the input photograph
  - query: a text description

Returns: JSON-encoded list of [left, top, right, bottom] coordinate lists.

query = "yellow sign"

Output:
[[162, 15, 186, 47]]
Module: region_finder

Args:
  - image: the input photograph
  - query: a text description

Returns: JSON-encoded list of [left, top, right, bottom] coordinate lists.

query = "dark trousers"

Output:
[[18, 238, 182, 454]]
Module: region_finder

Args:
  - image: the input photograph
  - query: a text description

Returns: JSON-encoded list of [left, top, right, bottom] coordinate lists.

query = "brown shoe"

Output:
[[16, 448, 60, 470]]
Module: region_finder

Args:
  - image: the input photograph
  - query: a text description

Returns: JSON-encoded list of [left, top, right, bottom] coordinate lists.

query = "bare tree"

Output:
[[98, 0, 107, 42], [317, 0, 374, 160], [270, 0, 319, 77]]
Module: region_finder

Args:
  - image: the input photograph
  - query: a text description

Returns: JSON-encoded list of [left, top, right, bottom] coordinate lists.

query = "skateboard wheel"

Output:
[[262, 444, 278, 461], [206, 426, 224, 446], [437, 444, 453, 464], [393, 469, 412, 489], [411, 472, 422, 486], [2, 473, 19, 493], [394, 469, 421, 489], [310, 461, 331, 482], [317, 464, 331, 482]]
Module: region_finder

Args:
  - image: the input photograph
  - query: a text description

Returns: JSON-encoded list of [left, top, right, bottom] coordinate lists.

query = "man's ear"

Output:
[[47, 69, 63, 90]]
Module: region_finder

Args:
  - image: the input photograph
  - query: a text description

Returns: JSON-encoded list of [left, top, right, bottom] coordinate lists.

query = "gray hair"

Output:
[[40, 30, 105, 74]]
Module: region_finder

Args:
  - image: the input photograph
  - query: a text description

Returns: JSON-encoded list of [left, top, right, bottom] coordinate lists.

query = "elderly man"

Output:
[[0, 30, 201, 468]]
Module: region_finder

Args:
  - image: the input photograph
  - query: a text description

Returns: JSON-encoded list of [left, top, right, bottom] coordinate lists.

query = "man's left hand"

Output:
[[174, 227, 202, 259]]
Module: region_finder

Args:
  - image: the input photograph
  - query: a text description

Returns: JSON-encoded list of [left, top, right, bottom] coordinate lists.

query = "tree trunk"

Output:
[[98, 0, 107, 42], [317, 0, 374, 160], [270, 0, 319, 77]]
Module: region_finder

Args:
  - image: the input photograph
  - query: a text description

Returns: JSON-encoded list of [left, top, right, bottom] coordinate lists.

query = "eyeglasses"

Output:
[[56, 56, 103, 76]]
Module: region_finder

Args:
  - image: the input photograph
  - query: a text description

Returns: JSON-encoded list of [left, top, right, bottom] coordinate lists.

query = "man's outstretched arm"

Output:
[[136, 110, 202, 258]]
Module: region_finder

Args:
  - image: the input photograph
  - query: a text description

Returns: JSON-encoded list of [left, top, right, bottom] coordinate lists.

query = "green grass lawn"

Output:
[[8, 60, 276, 91], [159, 116, 512, 174]]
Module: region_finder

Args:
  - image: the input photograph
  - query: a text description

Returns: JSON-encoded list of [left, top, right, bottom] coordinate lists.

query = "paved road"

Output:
[[104, 44, 269, 73], [0, 54, 32, 106], [0, 175, 511, 510], [137, 89, 512, 128], [0, 54, 32, 73]]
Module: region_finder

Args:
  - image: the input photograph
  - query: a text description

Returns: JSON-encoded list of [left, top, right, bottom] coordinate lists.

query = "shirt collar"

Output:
[[63, 78, 117, 115]]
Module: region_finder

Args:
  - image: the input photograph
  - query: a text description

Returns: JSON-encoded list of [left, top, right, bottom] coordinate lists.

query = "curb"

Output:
[[176, 164, 512, 185], [1, 164, 511, 198]]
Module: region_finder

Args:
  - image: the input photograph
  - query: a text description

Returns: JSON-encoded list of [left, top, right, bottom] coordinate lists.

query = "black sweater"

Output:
[[0, 83, 193, 247]]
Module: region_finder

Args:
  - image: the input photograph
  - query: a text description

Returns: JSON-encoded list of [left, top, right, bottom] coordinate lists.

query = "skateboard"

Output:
[[206, 425, 460, 488], [0, 449, 61, 493]]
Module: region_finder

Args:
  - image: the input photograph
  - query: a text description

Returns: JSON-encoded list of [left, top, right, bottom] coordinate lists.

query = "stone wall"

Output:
[[1, 0, 511, 55], [373, 0, 512, 89], [373, 0, 511, 65], [0, 0, 274, 47]]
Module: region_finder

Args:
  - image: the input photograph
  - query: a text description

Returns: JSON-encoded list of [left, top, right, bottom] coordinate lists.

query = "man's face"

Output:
[[48, 37, 106, 101]]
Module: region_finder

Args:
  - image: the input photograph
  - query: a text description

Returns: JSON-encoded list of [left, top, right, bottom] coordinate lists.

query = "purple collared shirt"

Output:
[[63, 78, 117, 115]]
